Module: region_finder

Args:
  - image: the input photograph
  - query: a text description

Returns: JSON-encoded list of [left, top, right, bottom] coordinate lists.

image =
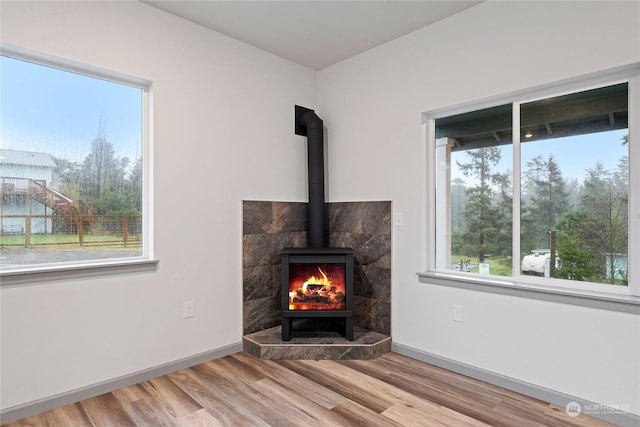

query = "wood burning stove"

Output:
[[281, 106, 354, 341], [281, 248, 353, 341]]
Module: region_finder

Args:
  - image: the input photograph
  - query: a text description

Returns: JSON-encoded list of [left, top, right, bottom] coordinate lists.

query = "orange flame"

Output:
[[289, 266, 345, 309], [301, 267, 331, 292]]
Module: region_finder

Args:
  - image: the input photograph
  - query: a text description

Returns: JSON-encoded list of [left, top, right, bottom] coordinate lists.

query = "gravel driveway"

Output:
[[0, 247, 141, 268]]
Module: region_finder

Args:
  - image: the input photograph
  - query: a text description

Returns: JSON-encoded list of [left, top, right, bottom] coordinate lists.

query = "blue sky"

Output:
[[452, 129, 628, 185], [2, 54, 627, 185], [1, 55, 142, 164]]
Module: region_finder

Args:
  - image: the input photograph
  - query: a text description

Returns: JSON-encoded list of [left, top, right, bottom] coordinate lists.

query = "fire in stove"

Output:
[[280, 105, 354, 341], [288, 264, 346, 310]]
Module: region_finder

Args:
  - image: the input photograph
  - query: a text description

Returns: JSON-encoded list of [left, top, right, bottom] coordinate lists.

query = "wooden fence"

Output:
[[0, 214, 141, 248]]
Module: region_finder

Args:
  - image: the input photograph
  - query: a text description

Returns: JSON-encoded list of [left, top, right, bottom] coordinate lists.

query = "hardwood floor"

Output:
[[2, 352, 618, 426]]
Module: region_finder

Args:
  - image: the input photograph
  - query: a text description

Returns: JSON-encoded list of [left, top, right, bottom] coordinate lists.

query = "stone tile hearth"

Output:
[[243, 323, 391, 360], [242, 200, 391, 359]]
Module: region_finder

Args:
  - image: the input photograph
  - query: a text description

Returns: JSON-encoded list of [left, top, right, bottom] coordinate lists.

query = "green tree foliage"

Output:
[[522, 155, 569, 249], [575, 162, 628, 283], [450, 177, 468, 260], [450, 177, 467, 233], [494, 170, 512, 257], [450, 132, 628, 286], [53, 126, 141, 216], [457, 147, 508, 261], [555, 224, 598, 281], [126, 158, 143, 212], [52, 156, 81, 203], [80, 132, 118, 202], [90, 191, 139, 216]]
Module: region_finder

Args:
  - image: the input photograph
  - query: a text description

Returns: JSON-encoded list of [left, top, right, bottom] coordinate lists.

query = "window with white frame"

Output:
[[426, 65, 638, 297], [0, 46, 153, 274]]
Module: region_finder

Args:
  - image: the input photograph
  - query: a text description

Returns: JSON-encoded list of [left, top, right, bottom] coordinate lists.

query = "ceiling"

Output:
[[142, 1, 483, 70]]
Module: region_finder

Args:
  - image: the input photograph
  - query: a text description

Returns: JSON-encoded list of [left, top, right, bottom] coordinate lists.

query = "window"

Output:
[[0, 45, 154, 277], [426, 65, 639, 298]]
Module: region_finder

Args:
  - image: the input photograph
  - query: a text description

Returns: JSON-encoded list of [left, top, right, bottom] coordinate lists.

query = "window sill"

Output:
[[1, 259, 159, 287], [417, 272, 640, 314]]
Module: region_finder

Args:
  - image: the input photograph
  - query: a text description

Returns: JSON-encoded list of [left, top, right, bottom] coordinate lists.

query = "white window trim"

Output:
[[422, 63, 640, 311], [0, 44, 157, 283]]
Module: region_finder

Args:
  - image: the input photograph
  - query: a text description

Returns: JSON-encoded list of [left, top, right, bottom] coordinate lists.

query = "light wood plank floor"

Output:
[[2, 352, 618, 426]]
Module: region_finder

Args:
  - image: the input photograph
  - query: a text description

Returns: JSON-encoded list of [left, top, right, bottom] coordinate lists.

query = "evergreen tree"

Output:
[[80, 131, 118, 203], [450, 177, 467, 233], [577, 162, 628, 283], [522, 155, 569, 249], [457, 147, 506, 262], [555, 224, 598, 281], [52, 156, 81, 204], [52, 120, 143, 219], [126, 158, 143, 213], [493, 170, 512, 257], [90, 191, 138, 215]]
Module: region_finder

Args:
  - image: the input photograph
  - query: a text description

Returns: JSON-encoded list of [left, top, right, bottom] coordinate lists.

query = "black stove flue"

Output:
[[295, 105, 327, 248], [280, 106, 354, 341]]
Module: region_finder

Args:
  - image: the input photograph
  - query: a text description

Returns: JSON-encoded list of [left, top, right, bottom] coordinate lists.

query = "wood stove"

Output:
[[281, 248, 353, 341], [281, 106, 354, 341]]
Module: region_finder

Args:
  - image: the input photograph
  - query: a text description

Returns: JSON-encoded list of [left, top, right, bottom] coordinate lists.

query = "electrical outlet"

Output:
[[452, 304, 463, 322], [183, 301, 194, 319]]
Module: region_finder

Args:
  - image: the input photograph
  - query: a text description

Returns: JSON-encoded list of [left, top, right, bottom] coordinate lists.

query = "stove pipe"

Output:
[[295, 105, 327, 248]]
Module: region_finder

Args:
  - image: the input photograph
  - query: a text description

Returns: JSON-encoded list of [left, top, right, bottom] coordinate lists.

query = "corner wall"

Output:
[[0, 0, 316, 412], [242, 200, 391, 336], [317, 0, 640, 416]]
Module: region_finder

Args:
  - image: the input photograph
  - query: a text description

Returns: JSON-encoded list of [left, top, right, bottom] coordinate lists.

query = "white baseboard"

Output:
[[393, 343, 640, 427], [5, 342, 636, 426], [0, 342, 242, 424]]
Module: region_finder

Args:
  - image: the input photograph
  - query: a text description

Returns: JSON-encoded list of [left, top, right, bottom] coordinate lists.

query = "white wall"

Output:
[[2, 0, 639, 418], [317, 0, 640, 416], [0, 1, 315, 410]]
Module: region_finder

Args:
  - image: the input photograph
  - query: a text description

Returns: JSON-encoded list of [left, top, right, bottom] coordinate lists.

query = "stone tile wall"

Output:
[[242, 200, 391, 336]]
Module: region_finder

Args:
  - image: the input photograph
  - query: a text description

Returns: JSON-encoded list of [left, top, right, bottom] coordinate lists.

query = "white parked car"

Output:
[[521, 249, 560, 275]]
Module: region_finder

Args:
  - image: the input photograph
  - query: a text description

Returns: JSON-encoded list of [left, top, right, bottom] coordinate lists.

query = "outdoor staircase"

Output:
[[1, 177, 75, 215], [29, 179, 75, 215]]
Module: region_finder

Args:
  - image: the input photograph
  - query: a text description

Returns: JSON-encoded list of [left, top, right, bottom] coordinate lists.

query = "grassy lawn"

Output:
[[451, 254, 513, 277], [0, 234, 137, 246]]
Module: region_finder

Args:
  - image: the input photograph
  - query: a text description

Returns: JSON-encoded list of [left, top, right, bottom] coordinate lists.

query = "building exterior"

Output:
[[0, 148, 72, 234]]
